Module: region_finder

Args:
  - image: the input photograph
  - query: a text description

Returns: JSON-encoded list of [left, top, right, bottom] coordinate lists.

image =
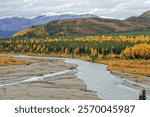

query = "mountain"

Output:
[[126, 10, 150, 24], [0, 14, 98, 38], [140, 10, 150, 18], [12, 18, 134, 38], [125, 10, 150, 33], [0, 30, 17, 39], [3, 11, 150, 37], [12, 10, 150, 38], [32, 14, 98, 25], [0, 17, 33, 38]]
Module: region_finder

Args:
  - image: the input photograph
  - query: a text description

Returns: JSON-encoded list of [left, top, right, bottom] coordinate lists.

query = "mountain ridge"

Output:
[[126, 10, 150, 24], [12, 10, 150, 38], [0, 14, 99, 38], [1, 10, 150, 38], [140, 10, 150, 18]]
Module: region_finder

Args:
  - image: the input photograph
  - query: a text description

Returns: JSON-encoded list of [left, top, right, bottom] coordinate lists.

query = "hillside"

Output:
[[12, 18, 128, 38], [126, 10, 150, 24], [0, 14, 98, 38], [12, 10, 150, 38]]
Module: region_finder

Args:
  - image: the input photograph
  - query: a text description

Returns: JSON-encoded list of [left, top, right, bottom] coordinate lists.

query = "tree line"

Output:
[[0, 35, 150, 60]]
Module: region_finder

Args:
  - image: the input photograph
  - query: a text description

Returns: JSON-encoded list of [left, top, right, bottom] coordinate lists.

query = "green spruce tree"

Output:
[[139, 89, 146, 100]]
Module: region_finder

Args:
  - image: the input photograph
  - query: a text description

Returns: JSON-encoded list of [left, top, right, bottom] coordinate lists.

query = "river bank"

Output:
[[0, 56, 99, 100], [1, 54, 150, 99], [101, 60, 150, 92]]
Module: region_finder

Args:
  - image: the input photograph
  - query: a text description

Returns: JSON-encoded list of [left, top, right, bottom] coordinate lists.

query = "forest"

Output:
[[0, 35, 150, 59], [0, 35, 150, 76]]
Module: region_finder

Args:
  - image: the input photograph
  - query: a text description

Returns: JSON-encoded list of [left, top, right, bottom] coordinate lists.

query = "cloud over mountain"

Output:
[[0, 0, 150, 19]]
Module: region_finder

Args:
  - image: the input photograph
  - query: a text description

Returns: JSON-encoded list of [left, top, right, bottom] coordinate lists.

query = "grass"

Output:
[[102, 59, 150, 76], [0, 56, 29, 66]]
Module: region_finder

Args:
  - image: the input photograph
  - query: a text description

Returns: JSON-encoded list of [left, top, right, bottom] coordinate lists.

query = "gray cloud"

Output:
[[0, 0, 150, 19]]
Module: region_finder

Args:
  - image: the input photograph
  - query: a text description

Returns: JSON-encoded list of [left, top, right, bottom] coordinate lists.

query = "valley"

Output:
[[0, 10, 150, 100]]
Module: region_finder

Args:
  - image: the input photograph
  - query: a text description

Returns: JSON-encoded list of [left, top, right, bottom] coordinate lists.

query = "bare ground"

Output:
[[110, 70, 150, 95], [0, 57, 99, 100]]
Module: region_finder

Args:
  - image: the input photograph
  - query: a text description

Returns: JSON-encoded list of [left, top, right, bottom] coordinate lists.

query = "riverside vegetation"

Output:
[[0, 55, 29, 66], [0, 35, 150, 77], [1, 10, 150, 77]]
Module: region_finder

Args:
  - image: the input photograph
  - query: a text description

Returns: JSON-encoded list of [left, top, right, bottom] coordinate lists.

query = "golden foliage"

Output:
[[106, 54, 118, 60], [12, 28, 34, 38], [0, 56, 29, 66], [121, 43, 150, 59], [103, 60, 150, 76], [74, 35, 150, 42], [1, 34, 150, 77]]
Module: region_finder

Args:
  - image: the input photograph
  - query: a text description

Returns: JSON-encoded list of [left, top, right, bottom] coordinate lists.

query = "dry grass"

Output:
[[102, 59, 150, 76], [0, 56, 29, 66]]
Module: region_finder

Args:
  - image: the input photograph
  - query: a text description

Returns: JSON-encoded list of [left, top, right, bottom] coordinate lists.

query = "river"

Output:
[[15, 55, 150, 100]]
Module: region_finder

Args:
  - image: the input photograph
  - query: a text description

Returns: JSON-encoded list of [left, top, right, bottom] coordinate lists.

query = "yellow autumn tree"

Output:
[[121, 43, 150, 59]]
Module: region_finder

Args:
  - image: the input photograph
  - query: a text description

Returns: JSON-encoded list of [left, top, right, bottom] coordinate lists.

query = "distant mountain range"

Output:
[[12, 10, 150, 38], [0, 14, 98, 38]]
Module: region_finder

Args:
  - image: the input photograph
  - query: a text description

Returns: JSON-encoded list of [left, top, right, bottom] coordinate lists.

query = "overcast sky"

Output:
[[0, 0, 150, 19]]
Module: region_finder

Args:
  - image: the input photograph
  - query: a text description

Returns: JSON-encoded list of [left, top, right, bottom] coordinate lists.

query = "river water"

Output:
[[15, 55, 150, 100], [64, 58, 139, 100]]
